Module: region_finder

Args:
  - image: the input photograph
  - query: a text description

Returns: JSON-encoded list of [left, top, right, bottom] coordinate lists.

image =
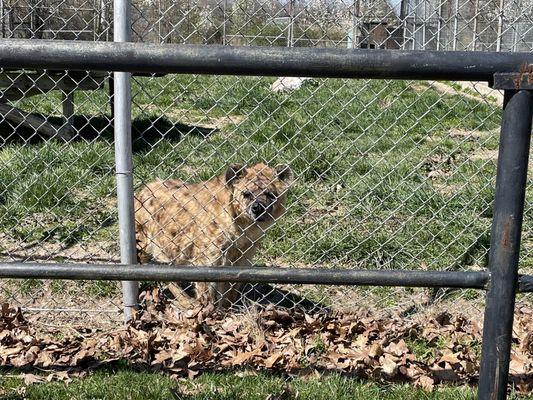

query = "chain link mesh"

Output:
[[0, 0, 531, 328]]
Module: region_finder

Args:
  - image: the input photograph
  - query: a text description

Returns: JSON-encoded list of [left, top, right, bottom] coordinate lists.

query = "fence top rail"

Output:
[[0, 39, 531, 81]]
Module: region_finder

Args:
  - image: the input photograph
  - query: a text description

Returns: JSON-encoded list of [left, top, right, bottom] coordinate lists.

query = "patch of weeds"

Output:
[[18, 279, 44, 295], [76, 281, 119, 298], [405, 337, 438, 363], [313, 334, 327, 355], [50, 280, 65, 295]]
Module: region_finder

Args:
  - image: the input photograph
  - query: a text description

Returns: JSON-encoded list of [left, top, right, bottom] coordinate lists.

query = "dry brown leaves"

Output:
[[0, 292, 531, 394]]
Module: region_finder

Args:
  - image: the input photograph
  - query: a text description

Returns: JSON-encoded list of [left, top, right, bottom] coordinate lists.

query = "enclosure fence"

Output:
[[0, 40, 531, 399], [0, 0, 531, 398]]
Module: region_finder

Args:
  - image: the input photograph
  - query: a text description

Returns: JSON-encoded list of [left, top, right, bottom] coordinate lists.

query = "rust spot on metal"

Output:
[[514, 63, 527, 90], [501, 218, 513, 250], [528, 64, 533, 85]]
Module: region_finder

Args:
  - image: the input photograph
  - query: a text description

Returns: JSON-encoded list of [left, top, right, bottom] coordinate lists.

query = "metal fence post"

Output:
[[114, 0, 139, 322], [478, 90, 533, 400]]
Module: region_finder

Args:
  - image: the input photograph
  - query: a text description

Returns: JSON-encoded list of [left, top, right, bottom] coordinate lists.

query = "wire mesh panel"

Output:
[[128, 0, 532, 322], [0, 0, 531, 330], [0, 0, 120, 326], [0, 0, 111, 40], [0, 73, 123, 327]]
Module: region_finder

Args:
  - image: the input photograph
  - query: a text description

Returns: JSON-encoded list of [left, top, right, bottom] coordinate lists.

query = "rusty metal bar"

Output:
[[478, 89, 533, 400], [492, 67, 533, 90]]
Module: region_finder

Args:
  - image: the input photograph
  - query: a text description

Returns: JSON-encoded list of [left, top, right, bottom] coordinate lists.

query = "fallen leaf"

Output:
[[416, 375, 434, 391], [264, 353, 282, 368], [23, 374, 45, 385]]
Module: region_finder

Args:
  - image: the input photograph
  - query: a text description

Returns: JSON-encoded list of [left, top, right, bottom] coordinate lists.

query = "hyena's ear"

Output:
[[225, 164, 246, 186], [275, 164, 293, 183]]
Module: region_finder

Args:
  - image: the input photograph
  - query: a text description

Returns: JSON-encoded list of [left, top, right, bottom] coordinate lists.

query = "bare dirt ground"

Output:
[[0, 233, 119, 264], [141, 105, 245, 131], [427, 81, 504, 107], [0, 235, 123, 328]]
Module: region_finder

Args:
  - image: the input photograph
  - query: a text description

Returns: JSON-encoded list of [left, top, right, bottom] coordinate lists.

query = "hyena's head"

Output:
[[226, 163, 292, 224]]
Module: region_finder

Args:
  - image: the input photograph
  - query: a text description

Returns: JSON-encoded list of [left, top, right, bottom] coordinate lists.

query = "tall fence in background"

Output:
[[0, 0, 531, 399], [0, 0, 531, 50]]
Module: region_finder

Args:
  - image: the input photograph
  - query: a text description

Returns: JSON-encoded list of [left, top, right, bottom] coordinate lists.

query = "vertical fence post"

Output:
[[452, 0, 459, 50], [496, 0, 504, 51], [114, 0, 139, 322], [287, 0, 294, 48], [478, 90, 533, 400]]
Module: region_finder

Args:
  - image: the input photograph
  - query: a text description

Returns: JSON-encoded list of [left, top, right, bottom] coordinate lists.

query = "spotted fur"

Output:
[[134, 163, 292, 308]]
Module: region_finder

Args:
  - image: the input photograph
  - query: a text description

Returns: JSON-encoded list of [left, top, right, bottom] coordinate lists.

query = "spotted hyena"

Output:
[[134, 163, 292, 308]]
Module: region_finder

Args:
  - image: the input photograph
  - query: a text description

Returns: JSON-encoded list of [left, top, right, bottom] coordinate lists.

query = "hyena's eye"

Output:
[[242, 190, 253, 199], [266, 191, 277, 200]]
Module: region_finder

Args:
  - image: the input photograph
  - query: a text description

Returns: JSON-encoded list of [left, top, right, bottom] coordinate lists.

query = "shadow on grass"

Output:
[[153, 281, 330, 314], [242, 283, 329, 314], [0, 113, 217, 151]]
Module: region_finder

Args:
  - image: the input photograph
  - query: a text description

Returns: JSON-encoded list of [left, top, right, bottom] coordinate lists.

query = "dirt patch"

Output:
[[300, 201, 347, 224], [0, 235, 119, 264], [0, 235, 123, 328], [411, 83, 430, 93], [456, 81, 504, 107], [24, 295, 123, 330], [427, 127, 497, 144], [469, 148, 533, 170], [142, 105, 245, 130], [448, 128, 496, 140], [0, 277, 123, 330], [470, 149, 499, 162], [178, 114, 245, 130], [431, 182, 463, 195], [427, 81, 503, 106]]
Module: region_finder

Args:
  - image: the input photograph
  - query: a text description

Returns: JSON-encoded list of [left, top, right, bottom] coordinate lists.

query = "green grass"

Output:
[[2, 369, 532, 399], [3, 369, 531, 400], [1, 73, 529, 305]]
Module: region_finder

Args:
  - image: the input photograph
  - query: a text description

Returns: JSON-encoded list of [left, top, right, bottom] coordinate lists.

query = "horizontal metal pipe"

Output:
[[0, 39, 531, 81], [0, 262, 495, 289]]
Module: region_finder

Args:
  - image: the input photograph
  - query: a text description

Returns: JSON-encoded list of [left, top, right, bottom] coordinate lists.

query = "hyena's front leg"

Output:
[[144, 237, 204, 309], [168, 283, 203, 309], [135, 224, 199, 308], [215, 248, 257, 309], [214, 282, 241, 309], [192, 251, 226, 306]]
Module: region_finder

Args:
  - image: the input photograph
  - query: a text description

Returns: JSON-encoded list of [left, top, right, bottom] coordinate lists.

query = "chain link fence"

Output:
[[0, 0, 531, 328]]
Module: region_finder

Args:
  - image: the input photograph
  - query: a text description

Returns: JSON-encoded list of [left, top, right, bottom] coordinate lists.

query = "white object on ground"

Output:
[[271, 77, 312, 93]]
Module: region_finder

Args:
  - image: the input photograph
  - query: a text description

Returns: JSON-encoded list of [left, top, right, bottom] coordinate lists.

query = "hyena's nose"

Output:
[[251, 202, 265, 216], [250, 201, 266, 221]]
